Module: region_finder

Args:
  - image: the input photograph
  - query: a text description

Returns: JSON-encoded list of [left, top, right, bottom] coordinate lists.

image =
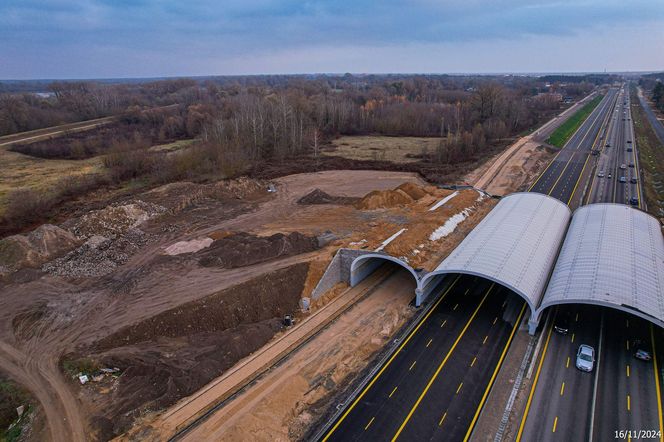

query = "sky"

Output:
[[1, 0, 663, 79]]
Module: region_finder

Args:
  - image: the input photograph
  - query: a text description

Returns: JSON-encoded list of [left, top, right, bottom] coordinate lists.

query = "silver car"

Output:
[[576, 345, 595, 372]]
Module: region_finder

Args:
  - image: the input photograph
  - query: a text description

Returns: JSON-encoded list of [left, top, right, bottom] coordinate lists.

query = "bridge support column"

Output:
[[528, 318, 539, 335]]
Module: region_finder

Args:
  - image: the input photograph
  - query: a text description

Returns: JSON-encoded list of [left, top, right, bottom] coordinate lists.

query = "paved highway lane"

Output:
[[519, 306, 601, 442], [531, 88, 619, 206], [520, 85, 664, 442], [594, 311, 662, 441], [324, 277, 524, 441]]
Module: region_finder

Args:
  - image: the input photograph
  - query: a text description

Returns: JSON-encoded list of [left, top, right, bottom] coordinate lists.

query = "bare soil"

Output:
[[0, 170, 433, 442]]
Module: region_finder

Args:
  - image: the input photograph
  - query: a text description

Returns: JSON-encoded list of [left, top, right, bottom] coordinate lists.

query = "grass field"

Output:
[[324, 136, 442, 163], [546, 95, 603, 148], [0, 148, 102, 211], [631, 88, 664, 217]]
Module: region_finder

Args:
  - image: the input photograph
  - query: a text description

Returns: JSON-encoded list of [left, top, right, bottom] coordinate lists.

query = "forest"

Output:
[[1, 74, 594, 232]]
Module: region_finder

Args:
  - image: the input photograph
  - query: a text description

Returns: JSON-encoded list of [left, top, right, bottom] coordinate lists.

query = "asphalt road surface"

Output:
[[518, 84, 664, 442], [323, 276, 525, 441]]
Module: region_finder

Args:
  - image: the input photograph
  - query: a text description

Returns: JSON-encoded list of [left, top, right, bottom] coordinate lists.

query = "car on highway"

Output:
[[630, 197, 639, 205], [630, 177, 637, 184], [620, 164, 627, 170], [629, 163, 635, 168], [627, 140, 632, 143], [608, 173, 612, 179], [627, 147, 633, 152], [554, 313, 571, 334], [633, 340, 652, 361], [598, 171, 605, 178], [576, 345, 595, 372], [619, 176, 627, 183]]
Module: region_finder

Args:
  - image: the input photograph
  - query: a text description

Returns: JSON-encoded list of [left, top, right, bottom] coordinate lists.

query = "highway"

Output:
[[530, 87, 619, 207], [518, 85, 664, 442], [321, 90, 617, 441], [323, 276, 525, 441]]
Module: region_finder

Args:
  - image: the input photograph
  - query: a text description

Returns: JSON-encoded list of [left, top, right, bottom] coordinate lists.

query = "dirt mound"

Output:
[[42, 229, 151, 278], [0, 224, 80, 273], [297, 189, 358, 205], [70, 201, 166, 239], [198, 232, 319, 269], [81, 263, 309, 437], [355, 188, 414, 210], [396, 182, 428, 200], [141, 178, 267, 214]]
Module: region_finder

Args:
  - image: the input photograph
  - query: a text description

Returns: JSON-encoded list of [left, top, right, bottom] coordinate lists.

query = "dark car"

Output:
[[627, 140, 632, 143], [554, 313, 571, 334], [630, 177, 637, 184], [629, 163, 635, 168], [630, 197, 639, 205], [627, 147, 633, 152]]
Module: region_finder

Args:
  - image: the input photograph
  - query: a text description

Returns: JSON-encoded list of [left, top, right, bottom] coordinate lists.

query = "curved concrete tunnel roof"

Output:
[[421, 193, 572, 316], [538, 204, 664, 328], [346, 194, 664, 334]]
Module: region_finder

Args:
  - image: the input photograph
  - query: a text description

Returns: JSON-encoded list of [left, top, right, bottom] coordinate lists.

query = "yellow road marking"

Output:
[[627, 340, 630, 351], [575, 313, 579, 322], [470, 357, 477, 367], [456, 382, 463, 394], [552, 416, 558, 433], [493, 317, 498, 325], [627, 394, 631, 411], [365, 417, 375, 431], [322, 276, 461, 441], [626, 319, 629, 328], [650, 325, 664, 441], [438, 412, 447, 427], [627, 365, 630, 377], [483, 335, 489, 345], [391, 286, 493, 441], [426, 339, 433, 348], [440, 319, 447, 328], [571, 333, 575, 343], [566, 356, 570, 368], [465, 289, 469, 296], [517, 309, 556, 442], [389, 386, 398, 398], [409, 361, 417, 371], [463, 303, 527, 442], [453, 303, 459, 311], [560, 382, 565, 396], [528, 149, 564, 191]]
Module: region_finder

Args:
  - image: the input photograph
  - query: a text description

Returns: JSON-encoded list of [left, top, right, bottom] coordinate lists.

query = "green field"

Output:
[[546, 95, 603, 148]]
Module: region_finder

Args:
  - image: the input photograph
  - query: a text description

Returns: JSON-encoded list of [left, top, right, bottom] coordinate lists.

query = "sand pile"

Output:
[[0, 224, 80, 274], [355, 188, 414, 210], [71, 201, 166, 239], [397, 182, 429, 200], [198, 232, 319, 269]]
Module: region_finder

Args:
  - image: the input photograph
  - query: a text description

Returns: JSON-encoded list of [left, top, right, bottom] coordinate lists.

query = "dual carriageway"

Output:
[[321, 85, 664, 442]]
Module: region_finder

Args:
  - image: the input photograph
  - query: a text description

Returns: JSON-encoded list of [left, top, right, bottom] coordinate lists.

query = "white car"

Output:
[[576, 345, 595, 372], [598, 171, 605, 178]]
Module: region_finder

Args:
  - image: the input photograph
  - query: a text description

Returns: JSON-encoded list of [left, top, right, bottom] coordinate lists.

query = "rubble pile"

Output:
[[43, 229, 152, 278]]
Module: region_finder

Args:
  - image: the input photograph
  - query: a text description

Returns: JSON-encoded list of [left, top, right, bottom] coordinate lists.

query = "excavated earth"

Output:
[[2, 170, 454, 442]]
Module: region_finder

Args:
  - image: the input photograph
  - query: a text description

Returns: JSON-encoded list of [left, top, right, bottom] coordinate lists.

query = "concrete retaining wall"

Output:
[[310, 249, 372, 300]]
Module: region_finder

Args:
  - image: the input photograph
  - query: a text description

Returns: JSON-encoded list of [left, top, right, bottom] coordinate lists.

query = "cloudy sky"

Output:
[[1, 0, 663, 79]]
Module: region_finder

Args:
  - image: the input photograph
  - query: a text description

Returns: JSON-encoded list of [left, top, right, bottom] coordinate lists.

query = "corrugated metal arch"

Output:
[[538, 204, 664, 328], [421, 193, 572, 324]]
